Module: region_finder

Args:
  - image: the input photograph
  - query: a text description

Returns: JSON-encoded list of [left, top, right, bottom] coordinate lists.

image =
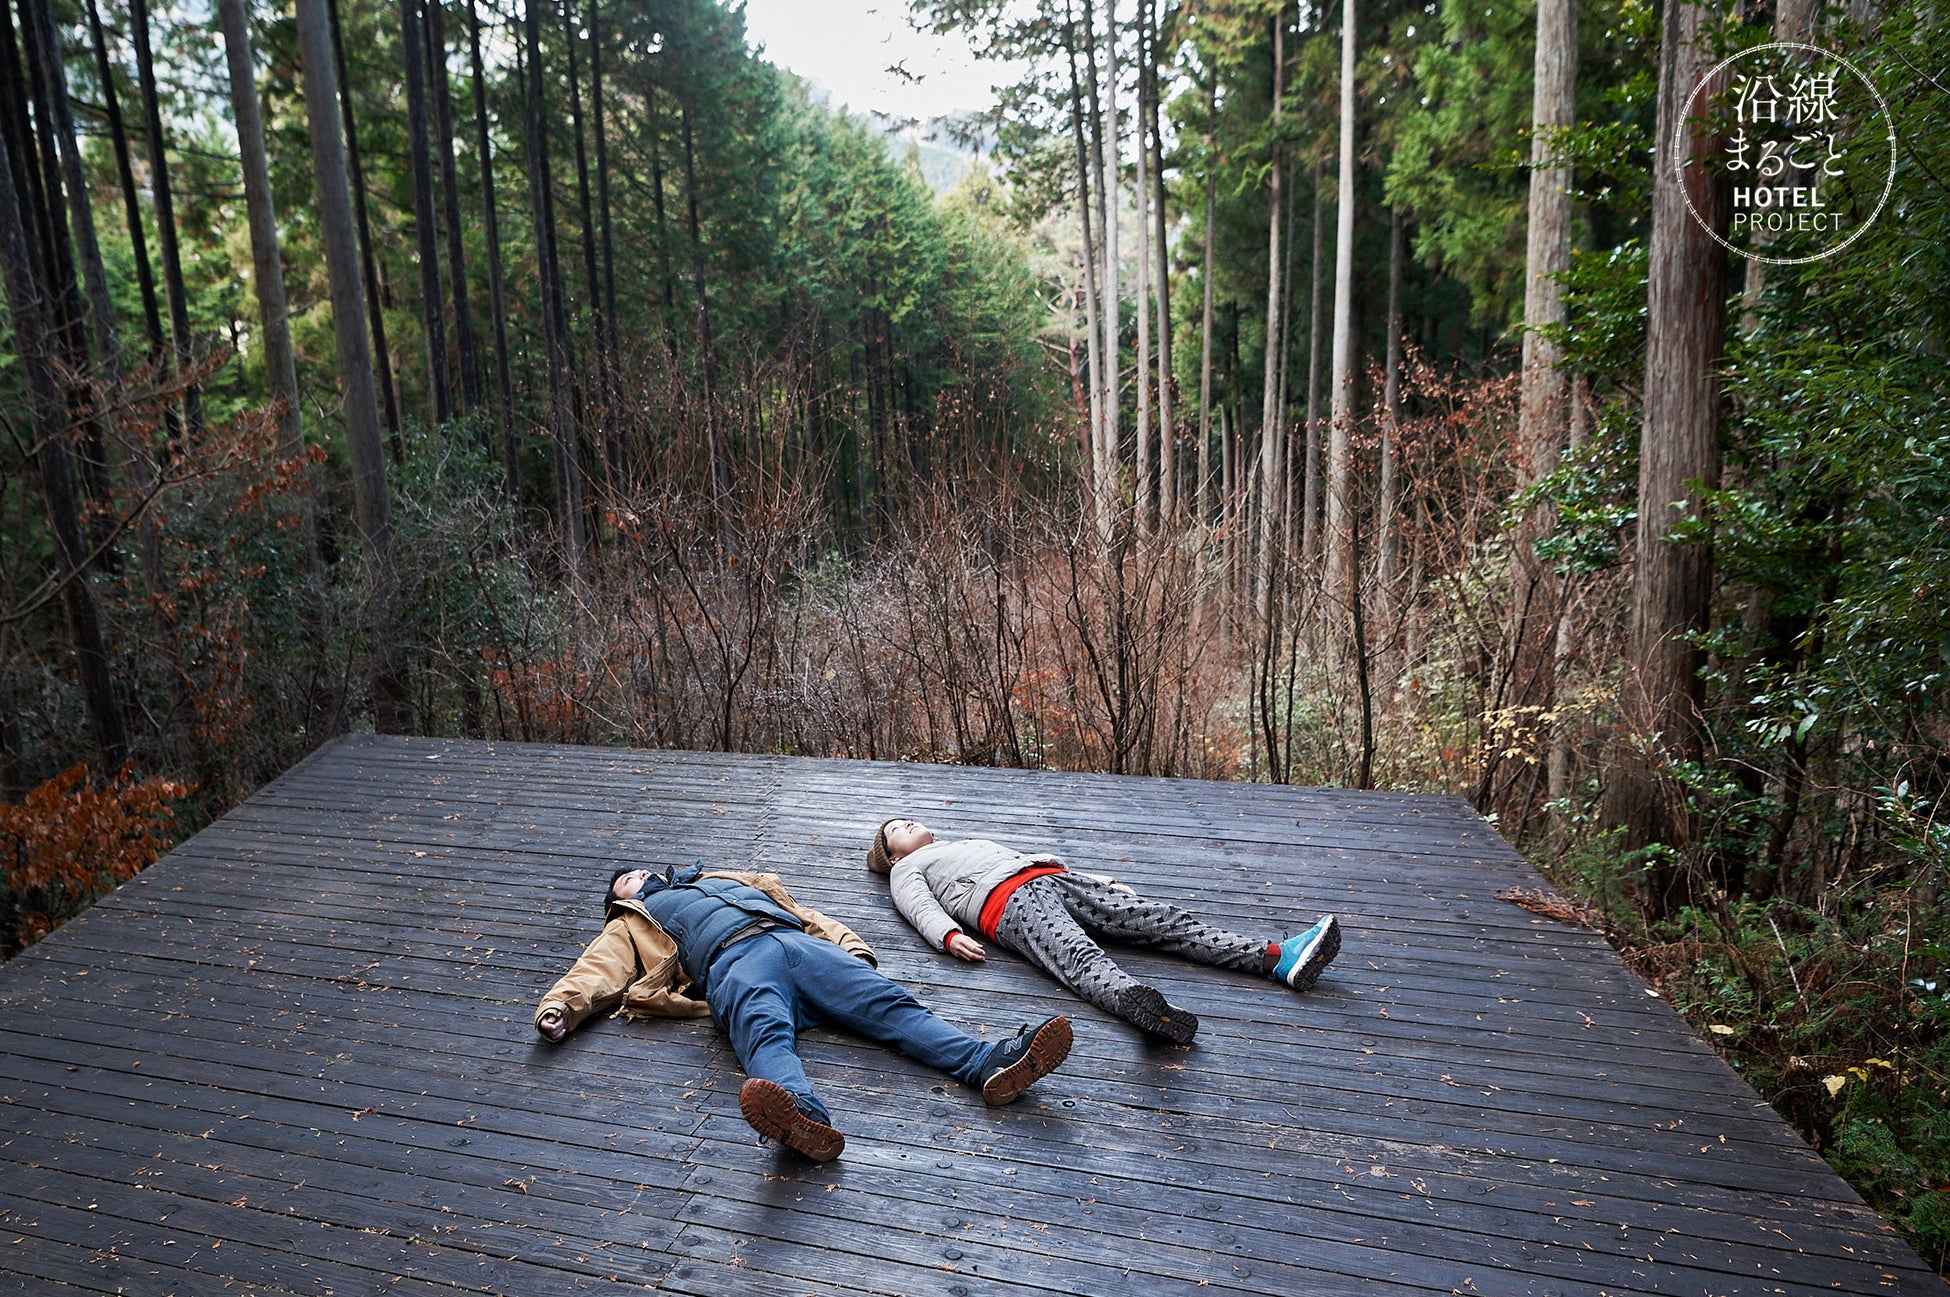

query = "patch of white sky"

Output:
[[738, 0, 1027, 133]]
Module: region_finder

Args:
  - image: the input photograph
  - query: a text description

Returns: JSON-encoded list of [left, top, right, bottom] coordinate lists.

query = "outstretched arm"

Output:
[[889, 859, 969, 953], [535, 918, 636, 1041]]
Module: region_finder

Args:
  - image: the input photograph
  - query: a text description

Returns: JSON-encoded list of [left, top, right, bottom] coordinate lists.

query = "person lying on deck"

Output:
[[867, 819, 1341, 1045], [535, 862, 1073, 1162]]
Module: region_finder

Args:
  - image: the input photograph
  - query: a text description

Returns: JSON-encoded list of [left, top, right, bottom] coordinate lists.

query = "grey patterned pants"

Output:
[[991, 873, 1264, 1019]]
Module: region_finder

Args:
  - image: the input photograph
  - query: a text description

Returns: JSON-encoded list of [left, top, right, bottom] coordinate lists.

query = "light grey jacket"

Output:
[[887, 838, 1063, 950]]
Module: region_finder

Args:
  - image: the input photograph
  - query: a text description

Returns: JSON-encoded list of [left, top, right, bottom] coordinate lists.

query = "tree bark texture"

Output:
[[1147, 10, 1173, 526], [1133, 0, 1152, 534], [679, 96, 728, 511], [400, 0, 451, 427], [1063, 0, 1104, 529], [8, 3, 74, 364], [84, 0, 167, 377], [0, 76, 125, 768], [328, 0, 403, 442], [591, 0, 620, 466], [217, 0, 305, 462], [1254, 9, 1285, 622], [1499, 0, 1578, 821], [646, 76, 677, 347], [295, 0, 408, 731], [561, 0, 612, 481], [23, 0, 115, 383], [524, 0, 588, 574], [1548, 373, 1591, 805], [1517, 0, 1577, 487], [1277, 155, 1300, 564], [1605, 0, 1731, 884], [1301, 161, 1325, 568], [1378, 206, 1404, 586], [129, 0, 201, 435], [467, 0, 518, 495], [1195, 76, 1216, 525], [81, 0, 178, 580], [1325, 0, 1359, 604], [1738, 0, 1821, 333], [13, 0, 113, 518], [427, 0, 482, 412], [1094, 0, 1119, 544], [0, 17, 53, 294]]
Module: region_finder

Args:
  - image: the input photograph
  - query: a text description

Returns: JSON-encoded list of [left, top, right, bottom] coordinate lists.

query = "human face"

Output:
[[881, 818, 934, 863], [611, 868, 654, 900]]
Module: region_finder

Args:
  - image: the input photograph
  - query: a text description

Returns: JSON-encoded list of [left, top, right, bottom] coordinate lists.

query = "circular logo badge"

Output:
[[1676, 41, 1896, 265]]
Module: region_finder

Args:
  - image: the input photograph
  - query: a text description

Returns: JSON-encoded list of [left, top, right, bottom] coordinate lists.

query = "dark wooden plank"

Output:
[[0, 940, 1872, 1248], [0, 1165, 502, 1296], [43, 880, 1711, 1062], [667, 1151, 1889, 1297], [11, 1021, 1903, 1295], [13, 916, 1802, 1167], [0, 1027, 709, 1174], [676, 1098, 1912, 1275], [3, 901, 1872, 1201], [3, 1014, 1872, 1295], [0, 1132, 652, 1293], [9, 995, 1893, 1257], [0, 734, 1936, 1297], [15, 939, 1809, 1156], [0, 1236, 314, 1297], [19, 971, 1903, 1287], [10, 941, 1836, 1200], [74, 820, 1666, 1011]]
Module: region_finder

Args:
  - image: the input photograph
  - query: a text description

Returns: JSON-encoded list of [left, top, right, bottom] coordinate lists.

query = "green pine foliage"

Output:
[[0, 0, 1053, 796], [1517, 3, 1950, 1267]]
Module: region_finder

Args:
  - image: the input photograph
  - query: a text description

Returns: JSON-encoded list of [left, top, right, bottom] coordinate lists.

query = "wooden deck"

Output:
[[0, 735, 1936, 1296]]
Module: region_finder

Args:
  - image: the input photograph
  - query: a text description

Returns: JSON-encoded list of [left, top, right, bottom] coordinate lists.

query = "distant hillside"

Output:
[[784, 69, 984, 195], [886, 131, 977, 193]]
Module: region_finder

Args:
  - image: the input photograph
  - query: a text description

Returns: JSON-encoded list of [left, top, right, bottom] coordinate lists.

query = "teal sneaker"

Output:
[[1270, 916, 1340, 992]]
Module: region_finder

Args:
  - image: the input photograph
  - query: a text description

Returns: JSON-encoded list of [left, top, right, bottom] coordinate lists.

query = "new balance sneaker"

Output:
[[738, 1077, 846, 1162], [1270, 915, 1341, 992], [979, 1015, 1074, 1105], [1117, 984, 1198, 1044]]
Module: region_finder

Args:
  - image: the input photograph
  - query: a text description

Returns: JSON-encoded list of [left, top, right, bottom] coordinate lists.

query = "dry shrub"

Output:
[[0, 764, 192, 955], [465, 354, 1596, 807], [499, 479, 1239, 777], [487, 653, 599, 742]]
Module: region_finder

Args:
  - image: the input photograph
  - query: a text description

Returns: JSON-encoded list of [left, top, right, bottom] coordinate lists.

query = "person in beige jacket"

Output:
[[536, 862, 1072, 1162]]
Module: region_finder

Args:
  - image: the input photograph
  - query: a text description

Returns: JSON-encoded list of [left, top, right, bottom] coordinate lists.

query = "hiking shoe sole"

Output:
[[1118, 984, 1198, 1044], [981, 1015, 1074, 1105], [1284, 915, 1342, 993], [738, 1077, 845, 1162]]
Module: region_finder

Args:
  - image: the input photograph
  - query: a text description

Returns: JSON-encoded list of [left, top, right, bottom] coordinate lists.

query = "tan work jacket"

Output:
[[534, 870, 877, 1034]]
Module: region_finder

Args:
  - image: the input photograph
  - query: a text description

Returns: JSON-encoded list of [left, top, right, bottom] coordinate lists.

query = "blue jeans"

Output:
[[705, 930, 993, 1124]]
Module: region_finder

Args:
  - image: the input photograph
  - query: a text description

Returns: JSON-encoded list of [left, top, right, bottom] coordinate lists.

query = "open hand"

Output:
[[946, 933, 987, 962]]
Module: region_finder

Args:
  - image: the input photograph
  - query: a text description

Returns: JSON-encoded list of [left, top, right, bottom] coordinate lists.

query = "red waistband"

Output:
[[977, 864, 1066, 939]]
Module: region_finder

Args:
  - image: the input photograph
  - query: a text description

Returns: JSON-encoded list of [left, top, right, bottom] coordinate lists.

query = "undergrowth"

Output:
[[1525, 810, 1950, 1276]]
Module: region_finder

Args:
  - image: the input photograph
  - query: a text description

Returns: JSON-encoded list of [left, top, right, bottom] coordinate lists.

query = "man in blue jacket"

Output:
[[537, 863, 1072, 1162]]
